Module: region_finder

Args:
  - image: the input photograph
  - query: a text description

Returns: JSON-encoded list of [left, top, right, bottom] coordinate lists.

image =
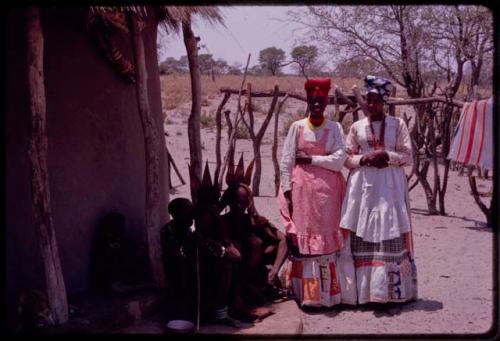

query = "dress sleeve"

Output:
[[280, 121, 298, 193], [344, 123, 363, 169], [311, 122, 347, 172], [387, 118, 413, 167]]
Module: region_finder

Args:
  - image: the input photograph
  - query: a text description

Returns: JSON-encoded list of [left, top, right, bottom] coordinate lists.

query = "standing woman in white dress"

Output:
[[340, 75, 418, 304]]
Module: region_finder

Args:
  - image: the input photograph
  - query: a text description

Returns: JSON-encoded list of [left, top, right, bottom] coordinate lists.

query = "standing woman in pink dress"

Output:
[[340, 75, 417, 304], [278, 78, 357, 308]]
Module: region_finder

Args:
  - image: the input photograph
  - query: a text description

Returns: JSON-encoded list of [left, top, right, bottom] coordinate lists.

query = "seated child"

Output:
[[161, 198, 197, 321]]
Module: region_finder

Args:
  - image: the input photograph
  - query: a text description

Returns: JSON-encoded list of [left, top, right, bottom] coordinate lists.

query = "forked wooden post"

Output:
[[26, 6, 69, 324], [131, 13, 165, 287]]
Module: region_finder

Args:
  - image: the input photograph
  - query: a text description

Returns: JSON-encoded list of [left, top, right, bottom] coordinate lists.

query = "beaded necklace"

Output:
[[368, 114, 386, 150]]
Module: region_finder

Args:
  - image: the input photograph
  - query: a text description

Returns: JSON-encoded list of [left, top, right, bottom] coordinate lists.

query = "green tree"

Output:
[[334, 56, 386, 79], [213, 58, 229, 75], [197, 53, 215, 75], [179, 55, 189, 71], [248, 64, 265, 76], [227, 62, 242, 75], [159, 57, 187, 75], [290, 45, 318, 77], [258, 47, 285, 75]]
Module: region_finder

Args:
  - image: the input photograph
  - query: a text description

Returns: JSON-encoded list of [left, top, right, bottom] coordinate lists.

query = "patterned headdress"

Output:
[[364, 75, 393, 103], [304, 78, 331, 98]]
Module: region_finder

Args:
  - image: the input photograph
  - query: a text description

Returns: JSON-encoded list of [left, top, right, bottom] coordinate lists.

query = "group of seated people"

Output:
[[160, 158, 288, 327]]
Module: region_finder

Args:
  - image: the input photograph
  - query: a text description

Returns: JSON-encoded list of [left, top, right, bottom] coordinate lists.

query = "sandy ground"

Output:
[[163, 94, 494, 335]]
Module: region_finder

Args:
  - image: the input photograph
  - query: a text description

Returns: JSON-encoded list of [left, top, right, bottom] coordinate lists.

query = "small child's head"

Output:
[[168, 198, 194, 227]]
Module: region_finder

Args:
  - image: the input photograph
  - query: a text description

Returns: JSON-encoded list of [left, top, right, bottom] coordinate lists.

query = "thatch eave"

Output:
[[89, 5, 225, 34]]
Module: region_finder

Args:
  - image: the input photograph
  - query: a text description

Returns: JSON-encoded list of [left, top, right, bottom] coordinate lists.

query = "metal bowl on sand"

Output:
[[166, 320, 195, 334]]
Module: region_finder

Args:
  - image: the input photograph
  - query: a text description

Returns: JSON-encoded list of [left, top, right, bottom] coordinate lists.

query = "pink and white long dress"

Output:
[[278, 118, 357, 307], [340, 115, 418, 304]]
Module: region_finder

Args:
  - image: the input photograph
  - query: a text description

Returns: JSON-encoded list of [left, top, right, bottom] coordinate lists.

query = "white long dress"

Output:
[[340, 115, 418, 304]]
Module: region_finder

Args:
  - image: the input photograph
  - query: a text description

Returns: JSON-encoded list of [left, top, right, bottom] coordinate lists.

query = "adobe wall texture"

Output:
[[6, 8, 168, 326]]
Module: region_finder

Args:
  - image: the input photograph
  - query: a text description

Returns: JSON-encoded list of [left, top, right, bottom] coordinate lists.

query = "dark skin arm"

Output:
[[283, 190, 293, 218], [255, 221, 289, 284], [282, 191, 298, 249], [284, 150, 312, 246], [266, 228, 288, 285], [285, 150, 313, 217], [196, 230, 242, 262], [295, 150, 312, 164], [360, 150, 390, 168]]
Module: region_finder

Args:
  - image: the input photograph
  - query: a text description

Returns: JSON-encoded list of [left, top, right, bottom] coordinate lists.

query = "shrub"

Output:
[[281, 110, 305, 136], [235, 124, 251, 139], [201, 98, 210, 107], [201, 112, 216, 129]]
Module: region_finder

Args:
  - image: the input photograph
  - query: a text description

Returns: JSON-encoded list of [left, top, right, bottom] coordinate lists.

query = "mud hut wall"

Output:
[[5, 8, 168, 320]]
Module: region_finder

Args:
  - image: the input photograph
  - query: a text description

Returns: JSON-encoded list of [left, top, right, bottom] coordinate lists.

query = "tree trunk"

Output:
[[468, 176, 492, 227], [218, 110, 234, 188], [429, 112, 440, 212], [250, 86, 279, 196], [438, 160, 450, 215], [417, 161, 438, 214], [272, 95, 289, 196], [252, 141, 262, 196], [214, 93, 231, 183], [182, 16, 202, 181], [437, 104, 454, 215], [218, 54, 251, 187], [26, 7, 68, 324], [388, 86, 396, 116], [131, 15, 165, 287]]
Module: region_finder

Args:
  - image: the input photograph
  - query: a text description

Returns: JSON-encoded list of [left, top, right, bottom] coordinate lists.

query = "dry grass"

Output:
[[281, 110, 306, 136], [200, 111, 216, 129], [160, 74, 365, 110]]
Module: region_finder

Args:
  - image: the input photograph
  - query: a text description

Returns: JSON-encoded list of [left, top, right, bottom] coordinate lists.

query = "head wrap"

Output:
[[364, 75, 393, 103], [305, 78, 331, 98]]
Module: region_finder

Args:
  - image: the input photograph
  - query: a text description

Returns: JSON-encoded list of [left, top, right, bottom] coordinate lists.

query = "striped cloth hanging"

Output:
[[448, 97, 493, 170]]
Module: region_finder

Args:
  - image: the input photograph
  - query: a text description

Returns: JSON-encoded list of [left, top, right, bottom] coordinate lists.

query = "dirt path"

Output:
[[163, 96, 494, 335]]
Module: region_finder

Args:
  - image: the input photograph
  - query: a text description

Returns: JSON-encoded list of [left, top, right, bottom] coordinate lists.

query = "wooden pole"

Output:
[[214, 92, 231, 185], [252, 85, 279, 196], [26, 6, 69, 324], [468, 176, 492, 227], [196, 244, 200, 332], [182, 15, 203, 181], [168, 151, 185, 186], [131, 14, 165, 287], [219, 88, 465, 108], [273, 94, 289, 196], [218, 53, 251, 187]]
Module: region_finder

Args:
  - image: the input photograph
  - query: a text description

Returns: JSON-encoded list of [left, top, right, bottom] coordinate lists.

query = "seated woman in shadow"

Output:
[[219, 155, 288, 322], [89, 212, 128, 295]]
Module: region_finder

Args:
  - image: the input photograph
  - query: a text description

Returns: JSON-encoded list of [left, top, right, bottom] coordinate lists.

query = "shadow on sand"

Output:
[[298, 298, 443, 318], [411, 209, 490, 232]]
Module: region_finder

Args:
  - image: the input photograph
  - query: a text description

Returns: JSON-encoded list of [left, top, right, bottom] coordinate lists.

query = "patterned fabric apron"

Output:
[[279, 126, 346, 255]]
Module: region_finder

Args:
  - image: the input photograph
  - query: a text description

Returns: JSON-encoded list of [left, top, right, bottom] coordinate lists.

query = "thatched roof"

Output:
[[89, 6, 225, 32]]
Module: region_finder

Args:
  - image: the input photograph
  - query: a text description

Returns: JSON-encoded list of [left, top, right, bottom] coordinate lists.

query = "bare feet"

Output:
[[249, 307, 275, 322], [213, 316, 248, 328]]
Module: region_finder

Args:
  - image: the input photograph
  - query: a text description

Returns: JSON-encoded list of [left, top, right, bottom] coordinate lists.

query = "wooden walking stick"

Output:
[[196, 242, 200, 332]]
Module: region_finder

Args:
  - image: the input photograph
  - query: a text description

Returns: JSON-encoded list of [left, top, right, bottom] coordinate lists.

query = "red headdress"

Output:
[[304, 78, 331, 98]]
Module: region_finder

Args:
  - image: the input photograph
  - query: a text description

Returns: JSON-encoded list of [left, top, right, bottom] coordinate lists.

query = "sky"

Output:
[[157, 6, 309, 73]]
